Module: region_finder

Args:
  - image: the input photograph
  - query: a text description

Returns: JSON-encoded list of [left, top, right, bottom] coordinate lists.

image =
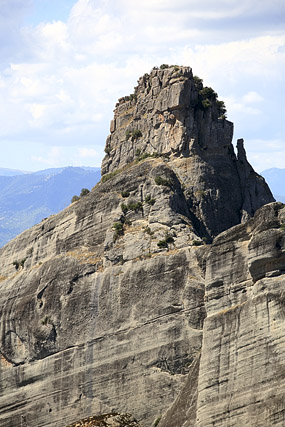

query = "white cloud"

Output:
[[32, 146, 63, 166], [0, 0, 285, 170], [242, 91, 263, 104], [78, 148, 98, 158]]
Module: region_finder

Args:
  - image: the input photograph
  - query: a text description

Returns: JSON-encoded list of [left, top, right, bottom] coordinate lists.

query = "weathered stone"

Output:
[[196, 202, 285, 427], [102, 66, 274, 238], [0, 65, 280, 427]]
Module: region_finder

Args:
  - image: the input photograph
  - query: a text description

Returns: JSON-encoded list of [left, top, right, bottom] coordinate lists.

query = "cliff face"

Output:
[[102, 66, 273, 237], [159, 202, 285, 427], [0, 66, 281, 427]]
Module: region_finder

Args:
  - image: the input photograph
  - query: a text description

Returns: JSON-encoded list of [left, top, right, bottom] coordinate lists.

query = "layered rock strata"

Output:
[[0, 66, 280, 427], [159, 202, 285, 427]]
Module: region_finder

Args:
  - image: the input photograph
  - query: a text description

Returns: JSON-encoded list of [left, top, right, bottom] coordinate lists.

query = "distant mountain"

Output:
[[0, 166, 101, 247], [0, 167, 29, 176], [261, 168, 285, 203]]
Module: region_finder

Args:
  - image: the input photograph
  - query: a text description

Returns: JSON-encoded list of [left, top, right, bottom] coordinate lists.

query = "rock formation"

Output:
[[0, 65, 282, 427]]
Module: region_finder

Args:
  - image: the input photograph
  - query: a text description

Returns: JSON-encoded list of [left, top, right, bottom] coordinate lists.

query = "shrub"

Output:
[[145, 194, 156, 205], [12, 258, 26, 270], [101, 170, 120, 183], [121, 191, 130, 198], [71, 195, 80, 203], [201, 99, 211, 110], [155, 176, 172, 187], [129, 93, 137, 102], [160, 64, 169, 69], [20, 258, 27, 268], [165, 235, 174, 244], [104, 146, 111, 155], [131, 129, 142, 141], [217, 100, 227, 115], [192, 240, 203, 246], [126, 130, 132, 140], [80, 188, 90, 197], [113, 222, 124, 232], [127, 201, 143, 212], [157, 233, 174, 248], [113, 222, 124, 241], [12, 260, 19, 270], [121, 203, 128, 215], [193, 75, 203, 88], [199, 87, 217, 100], [157, 240, 168, 248]]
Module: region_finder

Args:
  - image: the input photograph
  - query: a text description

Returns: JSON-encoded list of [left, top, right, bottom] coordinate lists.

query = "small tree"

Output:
[[80, 188, 90, 197], [71, 195, 80, 203]]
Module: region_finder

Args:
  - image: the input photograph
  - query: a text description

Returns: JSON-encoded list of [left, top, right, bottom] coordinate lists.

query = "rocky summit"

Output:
[[0, 65, 283, 427]]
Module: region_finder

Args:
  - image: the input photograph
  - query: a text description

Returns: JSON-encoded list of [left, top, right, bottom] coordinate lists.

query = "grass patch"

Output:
[[155, 176, 172, 188]]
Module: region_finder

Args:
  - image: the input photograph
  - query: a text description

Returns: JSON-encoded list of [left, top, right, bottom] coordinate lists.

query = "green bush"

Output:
[[80, 188, 90, 197], [192, 240, 203, 246], [155, 176, 172, 187], [12, 258, 26, 270], [145, 194, 156, 205], [121, 203, 128, 215], [199, 87, 217, 100], [157, 240, 168, 248], [131, 129, 142, 141], [165, 235, 174, 244], [217, 100, 227, 116], [126, 130, 132, 140], [12, 260, 19, 270], [157, 233, 174, 248], [121, 191, 130, 198], [127, 201, 143, 212], [201, 99, 211, 110], [71, 195, 80, 203], [193, 75, 203, 87], [104, 146, 111, 155], [129, 93, 137, 102], [113, 222, 124, 241], [160, 64, 169, 69], [101, 170, 120, 183]]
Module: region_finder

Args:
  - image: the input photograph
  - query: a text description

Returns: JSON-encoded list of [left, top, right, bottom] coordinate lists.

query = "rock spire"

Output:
[[102, 65, 274, 237]]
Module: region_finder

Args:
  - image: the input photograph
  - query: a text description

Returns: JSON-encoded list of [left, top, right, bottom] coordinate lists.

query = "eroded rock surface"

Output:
[[102, 66, 273, 238], [0, 65, 280, 427]]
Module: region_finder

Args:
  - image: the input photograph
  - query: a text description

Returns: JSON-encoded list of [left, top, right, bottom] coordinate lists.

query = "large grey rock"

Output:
[[0, 159, 206, 427], [196, 202, 285, 427], [0, 65, 279, 427], [102, 66, 274, 238]]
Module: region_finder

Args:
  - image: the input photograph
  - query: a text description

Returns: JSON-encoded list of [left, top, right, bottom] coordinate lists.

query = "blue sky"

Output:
[[0, 0, 285, 172]]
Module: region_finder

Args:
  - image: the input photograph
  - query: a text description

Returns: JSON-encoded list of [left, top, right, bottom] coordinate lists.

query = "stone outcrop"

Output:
[[0, 65, 282, 427], [159, 202, 285, 427], [102, 66, 273, 237]]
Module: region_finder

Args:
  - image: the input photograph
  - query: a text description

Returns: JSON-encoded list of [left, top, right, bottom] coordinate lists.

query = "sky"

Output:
[[0, 0, 284, 173]]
